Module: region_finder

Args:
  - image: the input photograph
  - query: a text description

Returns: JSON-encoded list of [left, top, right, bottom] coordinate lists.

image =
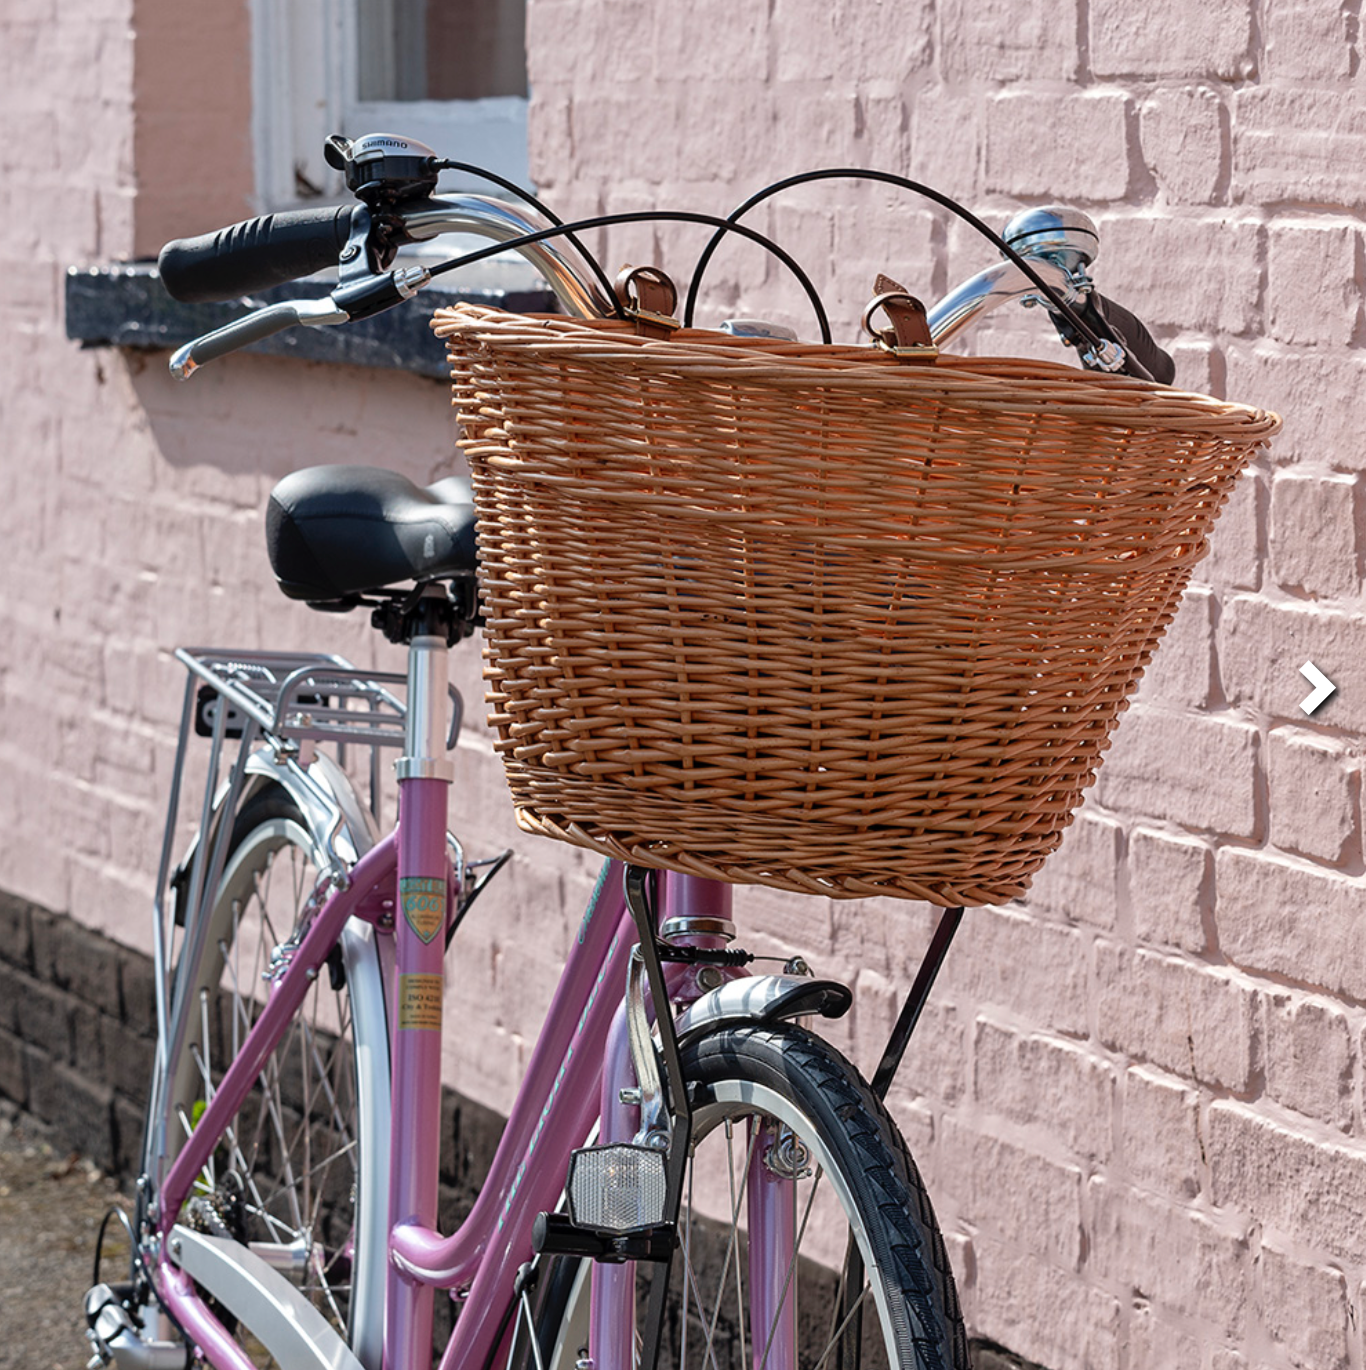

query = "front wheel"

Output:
[[521, 1024, 967, 1370]]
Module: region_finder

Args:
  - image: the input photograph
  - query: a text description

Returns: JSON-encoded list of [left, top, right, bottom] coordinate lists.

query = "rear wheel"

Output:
[[145, 785, 388, 1369]]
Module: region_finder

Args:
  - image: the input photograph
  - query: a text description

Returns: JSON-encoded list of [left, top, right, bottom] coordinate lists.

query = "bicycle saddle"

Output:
[[266, 465, 478, 602]]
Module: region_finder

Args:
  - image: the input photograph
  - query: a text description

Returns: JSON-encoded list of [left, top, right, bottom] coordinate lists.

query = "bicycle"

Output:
[[80, 132, 1272, 1370]]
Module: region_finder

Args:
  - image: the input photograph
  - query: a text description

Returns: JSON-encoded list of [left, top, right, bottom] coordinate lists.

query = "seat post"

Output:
[[397, 585, 456, 785]]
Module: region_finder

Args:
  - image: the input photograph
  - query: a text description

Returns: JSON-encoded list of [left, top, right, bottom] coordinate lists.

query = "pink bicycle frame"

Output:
[[149, 758, 756, 1370]]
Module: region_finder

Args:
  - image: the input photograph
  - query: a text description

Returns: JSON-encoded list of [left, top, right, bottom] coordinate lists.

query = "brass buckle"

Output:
[[861, 277, 938, 365], [615, 265, 681, 339]]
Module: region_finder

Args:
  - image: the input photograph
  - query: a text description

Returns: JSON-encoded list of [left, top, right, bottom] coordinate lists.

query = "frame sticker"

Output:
[[399, 973, 444, 1031], [400, 876, 446, 944]]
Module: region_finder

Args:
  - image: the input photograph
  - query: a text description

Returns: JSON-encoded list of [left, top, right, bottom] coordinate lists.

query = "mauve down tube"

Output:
[[386, 775, 453, 1370]]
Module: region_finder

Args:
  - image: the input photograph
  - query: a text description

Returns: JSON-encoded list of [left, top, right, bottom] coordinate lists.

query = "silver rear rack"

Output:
[[175, 647, 462, 750]]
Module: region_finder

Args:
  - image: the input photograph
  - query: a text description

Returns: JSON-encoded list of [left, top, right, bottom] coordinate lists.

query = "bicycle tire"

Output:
[[143, 784, 388, 1370], [515, 1023, 967, 1370]]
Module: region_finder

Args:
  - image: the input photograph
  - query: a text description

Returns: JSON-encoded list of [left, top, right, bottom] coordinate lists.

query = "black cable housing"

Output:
[[683, 167, 1110, 356], [431, 160, 623, 318], [426, 210, 834, 343]]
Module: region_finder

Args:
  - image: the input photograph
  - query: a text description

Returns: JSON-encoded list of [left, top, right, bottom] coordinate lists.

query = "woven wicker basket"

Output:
[[434, 304, 1279, 905]]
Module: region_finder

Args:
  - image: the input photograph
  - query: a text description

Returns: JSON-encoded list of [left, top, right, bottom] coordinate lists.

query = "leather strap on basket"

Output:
[[615, 265, 682, 339], [862, 274, 938, 364]]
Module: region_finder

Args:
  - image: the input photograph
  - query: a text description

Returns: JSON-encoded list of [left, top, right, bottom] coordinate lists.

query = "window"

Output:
[[251, 0, 530, 212]]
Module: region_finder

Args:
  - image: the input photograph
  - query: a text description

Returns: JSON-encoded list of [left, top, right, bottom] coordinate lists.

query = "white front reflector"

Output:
[[567, 1144, 668, 1233]]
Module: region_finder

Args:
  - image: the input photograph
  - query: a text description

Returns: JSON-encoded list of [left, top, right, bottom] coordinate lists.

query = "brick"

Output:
[[771, 0, 843, 79], [1267, 221, 1361, 349], [972, 1019, 1114, 1161], [984, 90, 1131, 202], [831, 202, 936, 317], [1095, 942, 1256, 1091], [48, 913, 124, 1016], [1209, 1101, 1366, 1262], [1134, 585, 1214, 710], [0, 1025, 27, 1106], [1089, 1178, 1248, 1337], [1093, 707, 1259, 838], [1128, 827, 1212, 954], [654, 0, 768, 81], [28, 904, 58, 984], [1127, 1303, 1203, 1370], [937, 0, 1078, 82], [1219, 595, 1366, 730], [117, 945, 159, 1035], [30, 1058, 116, 1175], [939, 1117, 1083, 1269], [1167, 339, 1220, 400], [112, 1094, 147, 1183], [1091, 0, 1254, 78], [1218, 847, 1366, 998], [1261, 1244, 1351, 1369], [1200, 467, 1263, 592], [1266, 727, 1357, 864], [829, 895, 915, 984], [943, 905, 1090, 1037], [1264, 990, 1352, 1130], [98, 1013, 156, 1107], [0, 891, 33, 970], [886, 998, 966, 1109], [1120, 1065, 1202, 1199], [1263, 0, 1353, 81], [0, 961, 27, 1035], [71, 999, 105, 1078], [1269, 470, 1360, 600], [967, 1235, 1121, 1370], [1020, 809, 1120, 931], [1093, 215, 1262, 336], [18, 979, 75, 1064], [1232, 90, 1366, 210], [1139, 86, 1226, 205]]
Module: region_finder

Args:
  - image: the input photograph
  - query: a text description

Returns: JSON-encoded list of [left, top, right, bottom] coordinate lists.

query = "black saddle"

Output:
[[266, 465, 478, 603]]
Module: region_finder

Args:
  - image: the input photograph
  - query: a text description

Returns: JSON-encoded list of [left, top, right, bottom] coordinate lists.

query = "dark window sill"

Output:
[[64, 263, 558, 381]]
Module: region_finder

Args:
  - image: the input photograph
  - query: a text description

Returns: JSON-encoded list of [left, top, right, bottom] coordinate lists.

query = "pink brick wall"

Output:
[[525, 5, 1366, 1369], [3, 2, 1366, 1368]]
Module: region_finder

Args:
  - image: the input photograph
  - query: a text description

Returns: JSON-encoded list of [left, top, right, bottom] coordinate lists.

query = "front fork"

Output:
[[589, 875, 798, 1370]]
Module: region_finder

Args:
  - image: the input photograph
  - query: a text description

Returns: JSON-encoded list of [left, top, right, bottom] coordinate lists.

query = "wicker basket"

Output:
[[435, 305, 1279, 905]]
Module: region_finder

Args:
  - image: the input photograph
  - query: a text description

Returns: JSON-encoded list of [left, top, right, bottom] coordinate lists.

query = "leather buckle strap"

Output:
[[615, 265, 681, 339], [862, 274, 938, 364]]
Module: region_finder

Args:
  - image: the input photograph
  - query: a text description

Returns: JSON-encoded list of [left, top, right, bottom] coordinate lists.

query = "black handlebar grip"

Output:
[[1086, 292, 1176, 386], [158, 205, 359, 303]]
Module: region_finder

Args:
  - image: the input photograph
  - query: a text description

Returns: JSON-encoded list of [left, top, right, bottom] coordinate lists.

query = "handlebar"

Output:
[[159, 205, 360, 304], [158, 143, 1172, 385]]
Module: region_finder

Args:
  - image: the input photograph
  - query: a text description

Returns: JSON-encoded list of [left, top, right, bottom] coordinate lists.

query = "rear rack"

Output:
[[175, 647, 463, 750]]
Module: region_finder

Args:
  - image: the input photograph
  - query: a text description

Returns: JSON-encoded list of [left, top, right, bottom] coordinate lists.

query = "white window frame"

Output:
[[250, 0, 530, 214]]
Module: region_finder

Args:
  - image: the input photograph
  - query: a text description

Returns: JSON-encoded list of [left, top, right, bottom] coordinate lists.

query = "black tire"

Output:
[[141, 784, 387, 1368], [516, 1023, 967, 1370]]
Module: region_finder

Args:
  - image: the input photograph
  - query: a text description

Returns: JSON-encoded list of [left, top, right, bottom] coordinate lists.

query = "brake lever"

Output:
[[170, 298, 347, 379], [169, 265, 431, 380]]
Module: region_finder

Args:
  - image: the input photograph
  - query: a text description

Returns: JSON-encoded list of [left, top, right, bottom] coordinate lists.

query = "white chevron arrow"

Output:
[[1299, 661, 1336, 715]]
